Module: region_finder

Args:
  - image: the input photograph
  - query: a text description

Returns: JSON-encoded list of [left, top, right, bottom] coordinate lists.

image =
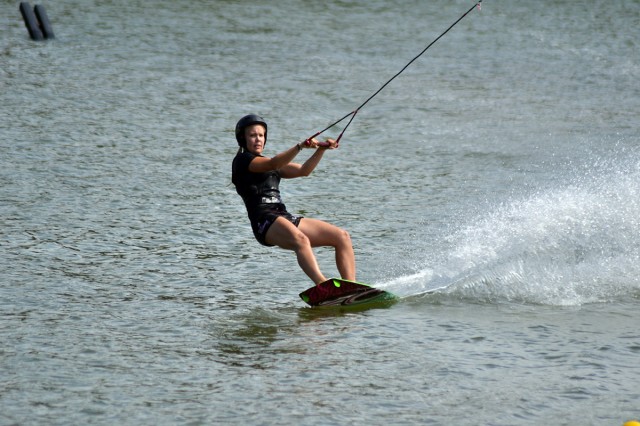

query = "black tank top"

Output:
[[232, 151, 284, 220]]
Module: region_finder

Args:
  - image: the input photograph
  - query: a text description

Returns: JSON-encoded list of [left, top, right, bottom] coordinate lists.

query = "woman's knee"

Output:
[[291, 229, 312, 251], [337, 228, 352, 248]]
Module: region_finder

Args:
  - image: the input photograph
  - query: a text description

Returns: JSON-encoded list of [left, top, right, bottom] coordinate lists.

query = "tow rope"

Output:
[[306, 0, 483, 147]]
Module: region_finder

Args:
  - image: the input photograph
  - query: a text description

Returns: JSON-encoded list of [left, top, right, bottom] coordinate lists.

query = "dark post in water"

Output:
[[19, 2, 54, 41]]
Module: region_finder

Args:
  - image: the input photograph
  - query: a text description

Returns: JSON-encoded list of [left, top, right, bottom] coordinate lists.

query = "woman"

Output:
[[231, 114, 355, 285]]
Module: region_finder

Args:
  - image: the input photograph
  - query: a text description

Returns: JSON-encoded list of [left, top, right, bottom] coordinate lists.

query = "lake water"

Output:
[[1, 1, 639, 424]]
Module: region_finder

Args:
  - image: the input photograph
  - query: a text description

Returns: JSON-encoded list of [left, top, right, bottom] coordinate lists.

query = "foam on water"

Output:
[[387, 153, 640, 306]]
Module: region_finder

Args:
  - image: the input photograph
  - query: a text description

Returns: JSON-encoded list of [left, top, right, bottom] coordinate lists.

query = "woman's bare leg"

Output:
[[265, 217, 327, 284], [298, 218, 356, 281]]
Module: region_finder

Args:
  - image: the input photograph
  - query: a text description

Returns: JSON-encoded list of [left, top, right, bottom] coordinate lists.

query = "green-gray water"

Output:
[[2, 1, 639, 424]]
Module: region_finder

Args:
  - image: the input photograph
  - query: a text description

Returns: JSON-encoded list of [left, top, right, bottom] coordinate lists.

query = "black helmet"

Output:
[[235, 114, 268, 149]]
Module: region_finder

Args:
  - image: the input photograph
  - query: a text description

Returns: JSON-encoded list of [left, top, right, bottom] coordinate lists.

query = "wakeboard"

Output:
[[299, 278, 397, 307]]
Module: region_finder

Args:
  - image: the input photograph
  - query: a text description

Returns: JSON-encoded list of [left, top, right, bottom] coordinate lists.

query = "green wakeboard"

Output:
[[299, 278, 397, 307]]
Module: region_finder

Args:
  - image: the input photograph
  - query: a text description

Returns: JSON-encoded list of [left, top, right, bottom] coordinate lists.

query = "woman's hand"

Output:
[[303, 138, 338, 149], [318, 138, 338, 149]]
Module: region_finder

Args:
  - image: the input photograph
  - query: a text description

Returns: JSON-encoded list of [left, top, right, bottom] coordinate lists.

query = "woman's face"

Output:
[[244, 124, 266, 155]]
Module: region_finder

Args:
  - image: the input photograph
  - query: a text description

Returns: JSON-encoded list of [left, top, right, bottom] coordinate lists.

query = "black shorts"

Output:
[[250, 204, 302, 246]]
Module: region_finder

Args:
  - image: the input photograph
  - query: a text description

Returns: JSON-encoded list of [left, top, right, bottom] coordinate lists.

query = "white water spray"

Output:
[[389, 156, 640, 305]]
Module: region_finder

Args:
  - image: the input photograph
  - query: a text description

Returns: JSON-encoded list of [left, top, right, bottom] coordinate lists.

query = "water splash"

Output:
[[389, 156, 640, 306]]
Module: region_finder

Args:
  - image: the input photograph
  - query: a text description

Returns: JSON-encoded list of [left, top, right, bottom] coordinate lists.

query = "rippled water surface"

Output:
[[2, 1, 639, 424]]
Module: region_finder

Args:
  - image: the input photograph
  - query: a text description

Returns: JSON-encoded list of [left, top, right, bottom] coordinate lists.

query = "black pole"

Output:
[[19, 2, 44, 41], [34, 4, 55, 39]]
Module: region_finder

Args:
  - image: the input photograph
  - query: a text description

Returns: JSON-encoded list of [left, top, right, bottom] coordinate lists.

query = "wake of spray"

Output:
[[390, 156, 640, 305]]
